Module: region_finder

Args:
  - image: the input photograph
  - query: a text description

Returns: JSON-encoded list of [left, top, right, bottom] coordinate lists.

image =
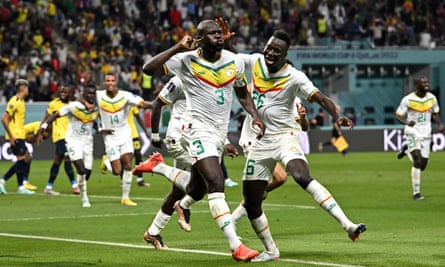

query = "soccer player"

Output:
[[38, 85, 79, 195], [231, 97, 309, 224], [141, 20, 265, 261], [99, 104, 151, 188], [135, 75, 191, 249], [39, 84, 99, 207], [97, 72, 152, 206], [0, 79, 35, 195], [235, 30, 366, 261], [395, 76, 443, 200], [0, 121, 48, 194]]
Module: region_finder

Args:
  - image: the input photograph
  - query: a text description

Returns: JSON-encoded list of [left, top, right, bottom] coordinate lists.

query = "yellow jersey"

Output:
[[4, 96, 26, 140], [128, 106, 140, 139], [47, 98, 70, 142], [24, 121, 41, 136]]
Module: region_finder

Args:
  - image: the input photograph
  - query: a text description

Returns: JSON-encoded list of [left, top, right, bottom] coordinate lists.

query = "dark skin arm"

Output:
[[396, 113, 415, 126], [36, 112, 59, 144], [150, 97, 166, 148], [142, 35, 199, 76], [234, 85, 265, 139], [311, 92, 354, 130], [1, 112, 15, 146]]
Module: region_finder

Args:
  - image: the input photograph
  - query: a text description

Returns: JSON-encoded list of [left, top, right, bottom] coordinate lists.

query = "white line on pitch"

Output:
[[0, 232, 366, 267]]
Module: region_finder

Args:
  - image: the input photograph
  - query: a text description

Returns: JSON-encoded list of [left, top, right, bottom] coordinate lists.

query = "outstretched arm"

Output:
[[36, 112, 59, 144], [312, 92, 354, 130]]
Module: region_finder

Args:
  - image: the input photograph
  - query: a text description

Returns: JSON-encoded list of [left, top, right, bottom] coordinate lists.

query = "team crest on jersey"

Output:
[[190, 59, 236, 88], [252, 59, 290, 93], [99, 97, 126, 113], [72, 107, 99, 123], [408, 98, 435, 112]]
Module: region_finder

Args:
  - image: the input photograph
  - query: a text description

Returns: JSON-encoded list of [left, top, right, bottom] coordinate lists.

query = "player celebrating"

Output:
[[141, 19, 264, 261], [97, 73, 152, 206], [38, 84, 99, 207]]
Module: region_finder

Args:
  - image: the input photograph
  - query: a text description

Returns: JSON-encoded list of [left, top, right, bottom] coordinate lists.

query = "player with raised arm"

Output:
[[235, 30, 366, 261], [141, 19, 265, 261]]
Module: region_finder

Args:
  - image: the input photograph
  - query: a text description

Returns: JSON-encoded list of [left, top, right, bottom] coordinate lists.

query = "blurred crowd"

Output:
[[1, 0, 445, 102]]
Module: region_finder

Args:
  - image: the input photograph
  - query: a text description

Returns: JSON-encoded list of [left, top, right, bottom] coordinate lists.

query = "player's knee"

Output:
[[245, 202, 262, 219], [293, 175, 313, 189]]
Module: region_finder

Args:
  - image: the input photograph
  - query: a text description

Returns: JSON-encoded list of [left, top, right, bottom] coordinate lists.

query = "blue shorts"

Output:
[[12, 139, 28, 156], [55, 140, 68, 156]]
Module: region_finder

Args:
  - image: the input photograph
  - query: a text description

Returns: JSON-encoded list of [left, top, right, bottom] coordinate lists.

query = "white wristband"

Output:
[[151, 133, 161, 142], [40, 122, 48, 130]]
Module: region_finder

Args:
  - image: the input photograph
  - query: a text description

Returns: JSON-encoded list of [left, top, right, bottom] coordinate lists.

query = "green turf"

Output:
[[1, 152, 444, 267]]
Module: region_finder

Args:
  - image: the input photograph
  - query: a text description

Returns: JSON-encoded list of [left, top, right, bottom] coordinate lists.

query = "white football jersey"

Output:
[[164, 49, 246, 129], [96, 90, 143, 133], [396, 91, 440, 138], [58, 100, 99, 139], [239, 53, 319, 134]]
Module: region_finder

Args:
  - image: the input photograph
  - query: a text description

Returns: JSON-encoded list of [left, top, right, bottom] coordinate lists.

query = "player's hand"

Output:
[[215, 17, 235, 41], [178, 35, 199, 51], [9, 137, 16, 147], [407, 120, 416, 127], [252, 118, 266, 140], [83, 101, 95, 111], [437, 124, 444, 132], [336, 117, 354, 130], [297, 103, 306, 118], [223, 143, 239, 158]]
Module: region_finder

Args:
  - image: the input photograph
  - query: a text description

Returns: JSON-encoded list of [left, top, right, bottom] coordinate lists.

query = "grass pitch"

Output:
[[1, 151, 445, 267]]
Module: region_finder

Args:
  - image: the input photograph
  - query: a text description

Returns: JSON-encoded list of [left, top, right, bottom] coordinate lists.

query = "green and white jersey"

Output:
[[396, 91, 439, 138], [58, 101, 99, 139], [164, 48, 246, 130], [96, 90, 143, 135], [240, 53, 320, 135]]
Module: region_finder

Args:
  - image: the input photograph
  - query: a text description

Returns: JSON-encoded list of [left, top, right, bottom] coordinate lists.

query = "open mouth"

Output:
[[265, 56, 275, 65]]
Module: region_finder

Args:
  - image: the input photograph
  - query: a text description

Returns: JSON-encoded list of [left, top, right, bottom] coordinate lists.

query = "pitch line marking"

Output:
[[0, 232, 366, 267]]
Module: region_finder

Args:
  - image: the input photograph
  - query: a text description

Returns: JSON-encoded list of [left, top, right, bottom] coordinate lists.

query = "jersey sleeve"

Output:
[[159, 76, 183, 105]]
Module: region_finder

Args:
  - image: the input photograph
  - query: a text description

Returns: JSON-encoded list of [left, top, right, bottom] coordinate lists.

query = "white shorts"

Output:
[[405, 134, 431, 158], [66, 136, 94, 169], [103, 132, 134, 161], [165, 136, 193, 170], [243, 131, 307, 182], [181, 119, 226, 165]]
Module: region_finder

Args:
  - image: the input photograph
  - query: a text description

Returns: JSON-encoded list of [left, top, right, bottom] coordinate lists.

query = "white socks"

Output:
[[305, 180, 354, 230], [208, 192, 241, 250], [250, 213, 278, 254], [231, 202, 247, 224], [77, 174, 88, 201], [153, 163, 190, 192], [148, 209, 172, 235], [121, 170, 133, 199], [411, 167, 421, 195]]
